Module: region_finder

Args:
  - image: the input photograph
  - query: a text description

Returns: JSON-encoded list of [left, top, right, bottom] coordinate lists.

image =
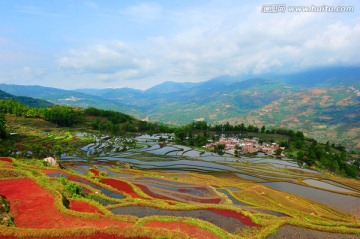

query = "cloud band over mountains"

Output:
[[0, 0, 359, 89]]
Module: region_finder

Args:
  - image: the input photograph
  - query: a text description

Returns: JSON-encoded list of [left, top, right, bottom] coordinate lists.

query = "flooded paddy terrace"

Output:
[[52, 134, 360, 238]]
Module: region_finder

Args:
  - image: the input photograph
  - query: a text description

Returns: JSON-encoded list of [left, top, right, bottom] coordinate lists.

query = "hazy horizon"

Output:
[[1, 0, 359, 90]]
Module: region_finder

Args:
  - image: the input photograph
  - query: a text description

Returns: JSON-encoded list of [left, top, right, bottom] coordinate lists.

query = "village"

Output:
[[205, 136, 284, 156]]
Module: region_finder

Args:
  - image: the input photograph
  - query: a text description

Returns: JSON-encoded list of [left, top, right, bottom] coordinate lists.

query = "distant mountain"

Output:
[[76, 66, 360, 150], [0, 84, 142, 117], [76, 87, 143, 99], [280, 66, 360, 87], [2, 66, 359, 150], [0, 90, 53, 108], [145, 81, 198, 95]]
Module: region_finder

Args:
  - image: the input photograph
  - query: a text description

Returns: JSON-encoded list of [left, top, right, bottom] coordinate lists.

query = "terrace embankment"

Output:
[[111, 206, 259, 233]]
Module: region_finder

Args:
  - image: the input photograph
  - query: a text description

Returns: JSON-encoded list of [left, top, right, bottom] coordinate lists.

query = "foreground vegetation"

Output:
[[0, 155, 359, 239]]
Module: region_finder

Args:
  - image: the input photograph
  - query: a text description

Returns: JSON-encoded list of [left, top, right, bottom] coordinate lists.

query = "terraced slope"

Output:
[[1, 155, 359, 239]]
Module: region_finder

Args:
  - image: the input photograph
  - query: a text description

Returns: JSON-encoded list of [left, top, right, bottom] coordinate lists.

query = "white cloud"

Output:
[[123, 2, 163, 22], [56, 41, 156, 84], [15, 4, 66, 17], [84, 1, 97, 9], [8, 0, 359, 89], [152, 1, 360, 80]]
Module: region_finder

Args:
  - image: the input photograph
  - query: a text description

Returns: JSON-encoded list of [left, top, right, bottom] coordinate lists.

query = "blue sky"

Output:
[[0, 0, 359, 89]]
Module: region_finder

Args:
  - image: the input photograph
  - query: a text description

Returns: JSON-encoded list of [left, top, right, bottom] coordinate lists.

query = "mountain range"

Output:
[[1, 66, 359, 150], [0, 89, 53, 108]]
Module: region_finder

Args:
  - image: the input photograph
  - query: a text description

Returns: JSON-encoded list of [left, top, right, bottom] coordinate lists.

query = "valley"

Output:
[[0, 106, 359, 238], [1, 67, 359, 151]]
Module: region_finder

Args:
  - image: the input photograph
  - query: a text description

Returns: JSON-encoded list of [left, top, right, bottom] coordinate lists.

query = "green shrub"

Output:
[[59, 175, 83, 198], [0, 196, 15, 226], [64, 182, 83, 198]]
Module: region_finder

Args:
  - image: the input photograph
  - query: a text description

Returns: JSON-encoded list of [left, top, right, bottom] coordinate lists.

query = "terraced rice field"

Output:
[[1, 136, 360, 238]]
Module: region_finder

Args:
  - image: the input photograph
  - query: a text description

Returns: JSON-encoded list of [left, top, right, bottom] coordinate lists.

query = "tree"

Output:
[[91, 118, 101, 130], [214, 144, 225, 155], [192, 121, 208, 130], [297, 151, 305, 162], [274, 148, 282, 156], [260, 125, 266, 133], [175, 128, 186, 142], [0, 113, 7, 139]]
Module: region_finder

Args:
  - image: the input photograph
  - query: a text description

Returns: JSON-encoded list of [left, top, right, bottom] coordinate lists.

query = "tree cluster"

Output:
[[174, 120, 358, 178], [0, 99, 44, 118], [44, 106, 84, 127], [295, 140, 358, 177], [85, 107, 133, 124]]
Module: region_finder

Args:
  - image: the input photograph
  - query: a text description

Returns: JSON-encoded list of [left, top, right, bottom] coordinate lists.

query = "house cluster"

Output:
[[205, 136, 283, 155]]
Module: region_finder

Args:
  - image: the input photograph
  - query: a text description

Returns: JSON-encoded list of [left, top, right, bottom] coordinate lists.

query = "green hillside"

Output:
[[1, 67, 359, 150], [0, 84, 142, 118], [224, 87, 360, 150], [0, 90, 53, 108]]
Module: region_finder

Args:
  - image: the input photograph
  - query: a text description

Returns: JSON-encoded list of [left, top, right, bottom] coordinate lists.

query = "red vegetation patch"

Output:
[[208, 208, 259, 227], [0, 232, 150, 239], [145, 221, 219, 239], [89, 169, 99, 176], [0, 178, 133, 229], [72, 137, 80, 142], [69, 201, 104, 215], [52, 233, 150, 239], [172, 193, 221, 204], [190, 197, 221, 204], [82, 188, 92, 194], [43, 169, 68, 175], [0, 157, 12, 163], [43, 169, 89, 184], [135, 184, 221, 204], [101, 178, 143, 199], [135, 184, 173, 201], [135, 184, 222, 204]]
